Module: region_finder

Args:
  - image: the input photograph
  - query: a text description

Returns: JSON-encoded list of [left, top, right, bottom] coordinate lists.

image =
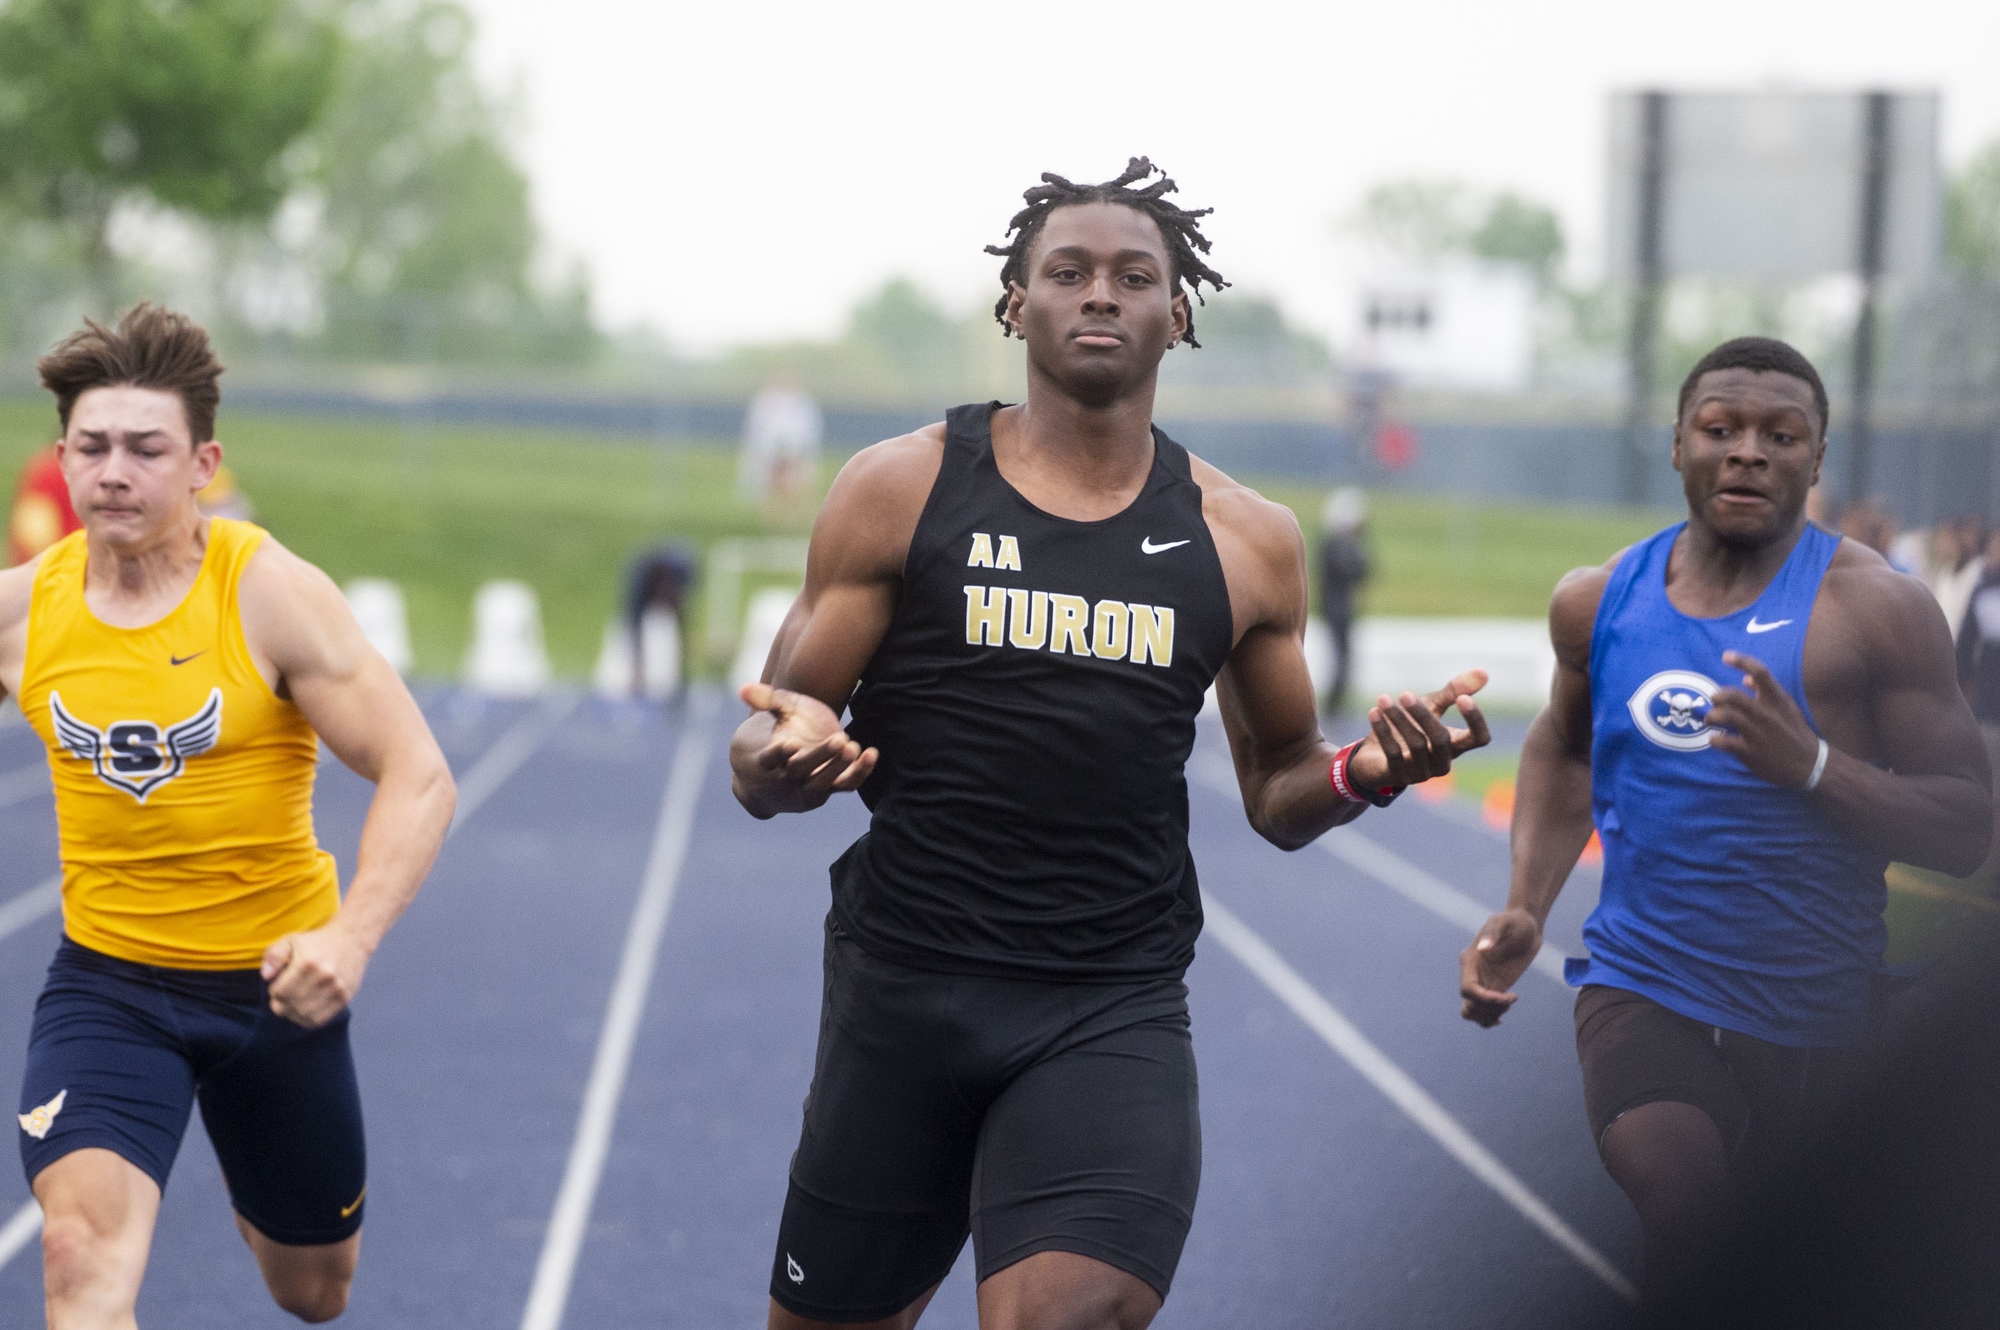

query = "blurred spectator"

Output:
[[7, 444, 78, 566], [9, 447, 254, 566], [1927, 514, 1986, 643], [1956, 529, 2000, 884], [1834, 497, 1898, 560], [1316, 487, 1370, 714], [738, 378, 823, 529]]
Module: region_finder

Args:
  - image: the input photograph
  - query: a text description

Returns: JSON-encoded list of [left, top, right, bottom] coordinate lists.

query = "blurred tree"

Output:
[[1946, 139, 2000, 280], [1159, 292, 1329, 389], [0, 0, 340, 313], [1352, 180, 1474, 259], [1469, 192, 1565, 289], [303, 0, 595, 363], [846, 278, 958, 382]]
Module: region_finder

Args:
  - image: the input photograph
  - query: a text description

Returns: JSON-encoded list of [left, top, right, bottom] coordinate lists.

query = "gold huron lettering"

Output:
[[964, 586, 1006, 645], [967, 533, 994, 568], [996, 535, 1022, 571], [1048, 594, 1090, 655], [1128, 604, 1174, 667], [1008, 589, 1048, 648], [1092, 599, 1129, 659]]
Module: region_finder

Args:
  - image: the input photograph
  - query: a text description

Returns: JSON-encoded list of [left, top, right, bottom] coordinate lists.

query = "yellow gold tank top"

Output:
[[19, 519, 339, 968]]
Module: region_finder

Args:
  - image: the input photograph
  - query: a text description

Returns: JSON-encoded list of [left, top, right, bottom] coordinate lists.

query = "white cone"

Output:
[[345, 578, 412, 675], [464, 580, 551, 696]]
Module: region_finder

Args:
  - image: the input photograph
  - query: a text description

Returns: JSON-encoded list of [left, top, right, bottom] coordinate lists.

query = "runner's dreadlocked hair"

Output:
[[986, 157, 1229, 348]]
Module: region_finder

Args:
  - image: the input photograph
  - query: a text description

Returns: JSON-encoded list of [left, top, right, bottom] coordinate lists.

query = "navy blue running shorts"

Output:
[[17, 937, 367, 1246]]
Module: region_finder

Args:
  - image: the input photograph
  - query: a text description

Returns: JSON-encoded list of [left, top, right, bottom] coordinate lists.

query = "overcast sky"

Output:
[[459, 0, 2000, 351]]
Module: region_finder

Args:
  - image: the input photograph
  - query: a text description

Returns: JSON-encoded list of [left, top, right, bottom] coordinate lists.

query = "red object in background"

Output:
[[7, 445, 79, 567], [1373, 423, 1419, 471]]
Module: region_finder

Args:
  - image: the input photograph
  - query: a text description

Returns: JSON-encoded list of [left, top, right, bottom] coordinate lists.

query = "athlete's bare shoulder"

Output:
[[0, 555, 42, 695], [809, 423, 948, 585], [1814, 534, 1954, 668], [1549, 546, 1632, 668], [1186, 453, 1306, 634], [238, 534, 364, 684]]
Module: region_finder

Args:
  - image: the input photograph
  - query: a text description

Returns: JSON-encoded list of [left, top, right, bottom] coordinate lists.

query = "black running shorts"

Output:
[[19, 937, 368, 1246], [1574, 983, 1851, 1178], [770, 923, 1201, 1322]]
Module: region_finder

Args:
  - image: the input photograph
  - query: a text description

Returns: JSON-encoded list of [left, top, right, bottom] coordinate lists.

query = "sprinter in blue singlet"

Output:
[[1455, 336, 1991, 1307]]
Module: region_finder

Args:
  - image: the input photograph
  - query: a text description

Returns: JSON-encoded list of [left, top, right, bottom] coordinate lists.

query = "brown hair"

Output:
[[38, 303, 226, 445]]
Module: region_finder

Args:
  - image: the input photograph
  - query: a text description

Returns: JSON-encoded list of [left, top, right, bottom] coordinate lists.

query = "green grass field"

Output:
[[0, 398, 1674, 678]]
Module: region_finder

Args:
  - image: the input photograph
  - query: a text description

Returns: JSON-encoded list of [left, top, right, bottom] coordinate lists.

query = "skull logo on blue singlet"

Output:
[[1626, 670, 1719, 752]]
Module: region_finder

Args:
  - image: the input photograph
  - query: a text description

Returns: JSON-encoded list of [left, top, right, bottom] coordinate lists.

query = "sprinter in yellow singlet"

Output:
[[0, 305, 456, 1327]]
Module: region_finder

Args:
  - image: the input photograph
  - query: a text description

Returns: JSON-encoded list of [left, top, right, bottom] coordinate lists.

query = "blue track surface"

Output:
[[0, 692, 1639, 1328]]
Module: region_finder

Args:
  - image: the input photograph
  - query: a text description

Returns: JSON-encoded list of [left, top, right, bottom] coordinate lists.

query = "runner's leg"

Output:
[[232, 1218, 359, 1324], [32, 1148, 161, 1330], [768, 1283, 940, 1330], [976, 1250, 1161, 1330], [1599, 1100, 1734, 1295]]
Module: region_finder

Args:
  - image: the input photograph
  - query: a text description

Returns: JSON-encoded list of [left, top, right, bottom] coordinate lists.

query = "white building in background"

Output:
[[1341, 256, 1536, 393]]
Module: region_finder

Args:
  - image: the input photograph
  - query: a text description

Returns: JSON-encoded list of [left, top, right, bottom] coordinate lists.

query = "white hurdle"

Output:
[[344, 578, 413, 675], [464, 580, 552, 697]]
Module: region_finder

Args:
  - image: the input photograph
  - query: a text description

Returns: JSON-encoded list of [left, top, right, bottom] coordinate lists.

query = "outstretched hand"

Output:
[[732, 682, 878, 817], [1705, 651, 1820, 787], [1347, 668, 1493, 790], [1459, 908, 1541, 1027]]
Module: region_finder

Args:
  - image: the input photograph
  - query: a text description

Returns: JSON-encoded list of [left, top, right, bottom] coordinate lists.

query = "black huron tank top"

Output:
[[831, 401, 1235, 981]]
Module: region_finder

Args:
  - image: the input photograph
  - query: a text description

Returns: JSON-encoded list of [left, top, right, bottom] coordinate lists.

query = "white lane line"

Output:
[[0, 760, 51, 811], [0, 1198, 41, 1274], [1201, 894, 1638, 1303], [519, 690, 717, 1330], [0, 874, 61, 946], [1187, 749, 1570, 987], [1318, 829, 1573, 987], [449, 693, 582, 838]]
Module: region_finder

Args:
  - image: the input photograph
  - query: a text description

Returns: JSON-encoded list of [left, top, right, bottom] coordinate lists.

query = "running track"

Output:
[[0, 691, 1639, 1328]]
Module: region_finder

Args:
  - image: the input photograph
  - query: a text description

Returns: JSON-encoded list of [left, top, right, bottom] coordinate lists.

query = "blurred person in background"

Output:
[[1316, 487, 1370, 713], [1955, 527, 2000, 885], [1925, 513, 1985, 642], [621, 541, 697, 699], [1834, 498, 1899, 564], [1457, 337, 1990, 1317], [11, 443, 253, 566], [739, 376, 824, 529]]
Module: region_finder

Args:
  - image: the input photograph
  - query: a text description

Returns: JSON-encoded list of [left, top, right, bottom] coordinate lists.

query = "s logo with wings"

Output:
[[49, 688, 223, 802]]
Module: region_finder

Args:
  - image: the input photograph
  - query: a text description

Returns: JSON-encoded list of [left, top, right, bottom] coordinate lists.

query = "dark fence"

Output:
[[224, 383, 1996, 520]]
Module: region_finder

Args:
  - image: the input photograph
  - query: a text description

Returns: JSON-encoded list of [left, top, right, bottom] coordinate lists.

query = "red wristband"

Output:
[[1329, 740, 1401, 808]]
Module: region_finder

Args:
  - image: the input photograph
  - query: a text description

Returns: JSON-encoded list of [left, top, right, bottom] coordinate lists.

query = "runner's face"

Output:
[[1673, 369, 1824, 547], [59, 385, 220, 548], [1006, 202, 1189, 406]]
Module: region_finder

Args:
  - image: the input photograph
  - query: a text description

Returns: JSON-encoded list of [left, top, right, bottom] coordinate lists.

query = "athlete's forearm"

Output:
[[335, 748, 455, 950], [1504, 711, 1595, 925], [1247, 743, 1366, 848], [1808, 749, 1992, 876]]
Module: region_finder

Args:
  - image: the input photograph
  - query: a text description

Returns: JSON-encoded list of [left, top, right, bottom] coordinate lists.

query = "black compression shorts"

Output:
[[770, 922, 1201, 1322], [1574, 983, 1852, 1179]]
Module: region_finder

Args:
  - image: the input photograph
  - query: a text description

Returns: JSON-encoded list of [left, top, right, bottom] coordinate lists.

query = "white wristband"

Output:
[[1802, 737, 1830, 792]]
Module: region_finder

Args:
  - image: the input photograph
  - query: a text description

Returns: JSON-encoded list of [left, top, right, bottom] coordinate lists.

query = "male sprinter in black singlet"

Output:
[[1457, 338, 1992, 1311], [730, 159, 1493, 1330]]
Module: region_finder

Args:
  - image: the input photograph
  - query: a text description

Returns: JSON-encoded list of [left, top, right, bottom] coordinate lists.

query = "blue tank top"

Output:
[[1565, 521, 1888, 1046]]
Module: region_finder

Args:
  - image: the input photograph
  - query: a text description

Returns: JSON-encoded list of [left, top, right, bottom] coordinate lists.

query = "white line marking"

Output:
[[0, 874, 60, 946], [0, 760, 51, 811], [1201, 894, 1638, 1303], [1318, 829, 1572, 987], [1187, 748, 1569, 986], [519, 690, 716, 1330], [0, 1199, 41, 1274], [449, 693, 581, 838]]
